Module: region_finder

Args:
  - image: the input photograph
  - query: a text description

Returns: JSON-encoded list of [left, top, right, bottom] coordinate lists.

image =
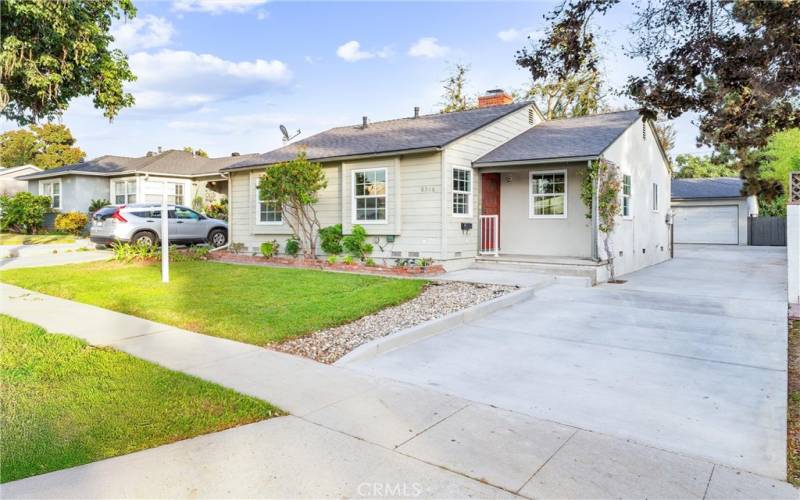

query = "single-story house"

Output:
[[222, 90, 672, 281], [671, 177, 757, 245], [0, 165, 42, 196], [17, 150, 257, 213]]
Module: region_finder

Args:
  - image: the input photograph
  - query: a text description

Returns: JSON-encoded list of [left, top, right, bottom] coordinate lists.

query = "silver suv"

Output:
[[90, 204, 228, 247]]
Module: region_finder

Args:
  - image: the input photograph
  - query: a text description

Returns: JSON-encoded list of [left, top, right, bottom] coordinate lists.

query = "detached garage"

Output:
[[671, 177, 757, 246]]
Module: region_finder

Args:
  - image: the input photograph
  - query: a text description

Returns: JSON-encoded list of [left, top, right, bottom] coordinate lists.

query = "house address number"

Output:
[[420, 185, 438, 193]]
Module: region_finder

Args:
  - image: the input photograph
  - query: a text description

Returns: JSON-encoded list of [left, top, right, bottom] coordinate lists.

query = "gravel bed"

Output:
[[274, 281, 517, 364]]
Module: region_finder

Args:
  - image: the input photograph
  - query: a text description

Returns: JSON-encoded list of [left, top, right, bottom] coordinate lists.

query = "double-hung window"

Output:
[[41, 181, 61, 210], [256, 188, 282, 224], [622, 175, 632, 218], [169, 182, 184, 205], [353, 168, 387, 223], [114, 179, 137, 204], [529, 170, 567, 218], [452, 168, 472, 216], [651, 182, 659, 211]]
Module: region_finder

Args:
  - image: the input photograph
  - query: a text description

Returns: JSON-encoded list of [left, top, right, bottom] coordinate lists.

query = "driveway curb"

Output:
[[335, 284, 539, 366]]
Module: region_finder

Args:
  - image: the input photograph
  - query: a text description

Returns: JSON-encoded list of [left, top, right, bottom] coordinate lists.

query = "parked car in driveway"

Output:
[[90, 204, 228, 247]]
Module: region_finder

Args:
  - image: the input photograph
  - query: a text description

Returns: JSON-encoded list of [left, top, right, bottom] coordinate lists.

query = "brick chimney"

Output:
[[478, 89, 513, 108]]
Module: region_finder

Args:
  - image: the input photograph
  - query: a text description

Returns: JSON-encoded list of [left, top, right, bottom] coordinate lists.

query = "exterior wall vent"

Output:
[[528, 107, 535, 125], [391, 251, 402, 257], [408, 251, 420, 258]]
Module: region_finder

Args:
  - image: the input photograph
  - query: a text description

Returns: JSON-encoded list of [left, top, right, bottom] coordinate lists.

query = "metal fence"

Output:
[[749, 216, 787, 246]]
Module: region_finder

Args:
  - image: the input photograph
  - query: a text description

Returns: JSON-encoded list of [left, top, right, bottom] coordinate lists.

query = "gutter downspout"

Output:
[[590, 159, 599, 261], [210, 171, 231, 253]]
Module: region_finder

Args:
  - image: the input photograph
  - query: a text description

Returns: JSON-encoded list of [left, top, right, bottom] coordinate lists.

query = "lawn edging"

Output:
[[335, 283, 541, 366]]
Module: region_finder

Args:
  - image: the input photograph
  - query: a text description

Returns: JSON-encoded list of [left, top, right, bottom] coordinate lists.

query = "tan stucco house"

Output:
[[222, 91, 672, 282]]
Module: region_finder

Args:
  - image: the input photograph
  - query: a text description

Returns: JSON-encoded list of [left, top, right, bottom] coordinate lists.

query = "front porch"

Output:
[[473, 253, 607, 284]]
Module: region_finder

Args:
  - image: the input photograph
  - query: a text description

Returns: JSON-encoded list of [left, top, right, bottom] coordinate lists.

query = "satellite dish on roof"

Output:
[[279, 125, 301, 144]]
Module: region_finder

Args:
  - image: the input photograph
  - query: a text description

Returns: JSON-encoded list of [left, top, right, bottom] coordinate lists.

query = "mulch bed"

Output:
[[788, 319, 800, 486], [208, 251, 446, 276]]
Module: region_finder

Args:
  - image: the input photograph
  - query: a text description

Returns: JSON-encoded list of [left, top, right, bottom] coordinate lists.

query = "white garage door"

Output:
[[674, 205, 739, 244]]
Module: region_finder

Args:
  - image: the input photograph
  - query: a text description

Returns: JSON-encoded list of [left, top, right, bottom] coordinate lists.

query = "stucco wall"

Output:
[[601, 118, 672, 276], [491, 164, 592, 257], [29, 175, 110, 213]]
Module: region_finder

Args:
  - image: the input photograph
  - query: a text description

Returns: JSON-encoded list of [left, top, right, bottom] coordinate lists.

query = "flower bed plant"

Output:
[[209, 251, 445, 276]]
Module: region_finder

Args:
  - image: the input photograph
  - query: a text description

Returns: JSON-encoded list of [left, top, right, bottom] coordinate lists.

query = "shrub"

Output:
[[112, 243, 210, 263], [0, 192, 52, 234], [205, 198, 228, 221], [326, 255, 337, 265], [365, 258, 376, 267], [319, 224, 343, 255], [417, 258, 433, 268], [285, 236, 301, 257], [260, 240, 279, 258], [342, 255, 354, 265], [229, 242, 245, 254], [342, 225, 373, 260], [88, 199, 110, 212], [54, 211, 89, 235]]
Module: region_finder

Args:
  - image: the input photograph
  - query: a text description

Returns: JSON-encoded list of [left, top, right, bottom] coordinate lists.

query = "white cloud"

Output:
[[111, 15, 175, 51], [407, 37, 450, 59], [127, 49, 292, 111], [497, 27, 543, 43], [256, 10, 269, 20], [336, 40, 390, 62], [172, 0, 267, 14]]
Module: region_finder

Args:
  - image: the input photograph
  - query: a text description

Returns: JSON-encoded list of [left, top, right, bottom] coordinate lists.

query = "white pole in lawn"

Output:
[[161, 181, 169, 283]]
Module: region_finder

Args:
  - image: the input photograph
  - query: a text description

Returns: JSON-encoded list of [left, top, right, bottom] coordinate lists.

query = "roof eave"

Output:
[[222, 146, 444, 172], [473, 155, 599, 168]]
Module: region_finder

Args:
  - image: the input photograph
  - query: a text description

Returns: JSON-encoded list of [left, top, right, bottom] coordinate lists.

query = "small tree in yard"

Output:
[[258, 153, 327, 259], [0, 192, 52, 234], [581, 159, 622, 282]]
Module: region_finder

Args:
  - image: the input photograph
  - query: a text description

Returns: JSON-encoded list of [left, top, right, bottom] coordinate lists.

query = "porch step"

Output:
[[473, 257, 604, 285]]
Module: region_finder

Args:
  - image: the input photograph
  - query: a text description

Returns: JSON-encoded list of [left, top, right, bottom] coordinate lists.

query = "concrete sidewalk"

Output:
[[1, 283, 797, 499]]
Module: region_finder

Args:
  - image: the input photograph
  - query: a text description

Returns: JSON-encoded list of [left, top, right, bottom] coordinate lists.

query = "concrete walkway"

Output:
[[1, 282, 797, 499], [0, 239, 110, 269]]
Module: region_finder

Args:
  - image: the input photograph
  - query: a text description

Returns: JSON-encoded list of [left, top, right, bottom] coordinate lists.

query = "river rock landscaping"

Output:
[[275, 281, 517, 363]]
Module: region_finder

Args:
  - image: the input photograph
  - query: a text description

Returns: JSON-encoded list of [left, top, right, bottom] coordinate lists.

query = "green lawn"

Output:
[[0, 261, 426, 345], [0, 233, 76, 245], [0, 315, 281, 483]]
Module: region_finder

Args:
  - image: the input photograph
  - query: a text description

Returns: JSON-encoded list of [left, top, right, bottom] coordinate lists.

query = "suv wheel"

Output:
[[132, 231, 157, 246], [208, 229, 227, 248]]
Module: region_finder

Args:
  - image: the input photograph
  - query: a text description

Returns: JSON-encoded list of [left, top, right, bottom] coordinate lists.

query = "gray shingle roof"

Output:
[[223, 102, 532, 171], [671, 177, 745, 199], [473, 110, 642, 165], [18, 150, 259, 180]]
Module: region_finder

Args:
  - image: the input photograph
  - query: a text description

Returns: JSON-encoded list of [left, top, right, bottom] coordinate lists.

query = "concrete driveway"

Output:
[[348, 245, 789, 478]]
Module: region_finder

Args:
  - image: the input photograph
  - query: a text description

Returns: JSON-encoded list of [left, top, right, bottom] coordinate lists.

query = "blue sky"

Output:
[[3, 0, 707, 159]]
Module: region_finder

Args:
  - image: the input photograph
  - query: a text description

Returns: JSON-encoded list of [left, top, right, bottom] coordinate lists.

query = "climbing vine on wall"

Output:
[[580, 159, 622, 281]]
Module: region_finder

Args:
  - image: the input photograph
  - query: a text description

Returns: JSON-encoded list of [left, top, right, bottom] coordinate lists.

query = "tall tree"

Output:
[[520, 0, 800, 199], [0, 124, 85, 168], [440, 64, 474, 113], [1, 0, 137, 125], [653, 118, 675, 158], [673, 154, 738, 179]]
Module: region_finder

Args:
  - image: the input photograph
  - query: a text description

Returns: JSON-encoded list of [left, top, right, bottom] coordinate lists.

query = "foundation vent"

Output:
[[408, 251, 420, 258], [391, 251, 402, 257]]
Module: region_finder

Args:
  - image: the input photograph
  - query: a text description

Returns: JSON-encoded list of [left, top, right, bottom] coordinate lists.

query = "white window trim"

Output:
[[651, 182, 659, 212], [351, 167, 388, 225], [40, 180, 62, 210], [622, 174, 633, 219], [255, 187, 283, 225], [451, 166, 473, 218], [528, 169, 568, 219], [111, 177, 139, 205]]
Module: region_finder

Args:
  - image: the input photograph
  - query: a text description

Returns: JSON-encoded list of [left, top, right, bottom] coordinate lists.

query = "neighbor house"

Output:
[[671, 177, 757, 245], [17, 150, 256, 213], [0, 165, 41, 196], [222, 90, 672, 282]]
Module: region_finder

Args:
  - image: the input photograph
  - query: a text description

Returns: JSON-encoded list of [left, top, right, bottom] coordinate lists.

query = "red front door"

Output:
[[481, 173, 501, 252]]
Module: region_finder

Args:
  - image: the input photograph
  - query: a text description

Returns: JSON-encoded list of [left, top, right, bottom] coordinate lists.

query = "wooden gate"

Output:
[[749, 216, 787, 246]]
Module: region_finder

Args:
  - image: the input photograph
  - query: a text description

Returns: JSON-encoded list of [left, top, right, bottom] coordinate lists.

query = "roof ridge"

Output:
[[542, 109, 641, 123], [327, 101, 531, 130]]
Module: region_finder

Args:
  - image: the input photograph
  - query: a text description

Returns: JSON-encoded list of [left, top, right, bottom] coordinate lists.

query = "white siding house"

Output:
[[223, 95, 672, 281]]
